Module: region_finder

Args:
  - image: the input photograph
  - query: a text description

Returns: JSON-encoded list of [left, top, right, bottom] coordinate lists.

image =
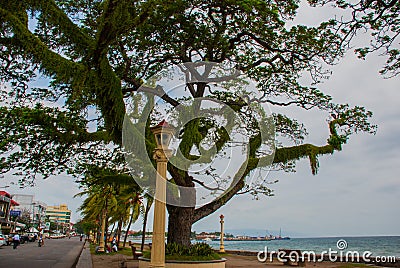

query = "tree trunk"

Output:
[[104, 212, 109, 248], [123, 208, 135, 248], [167, 206, 194, 246], [116, 220, 123, 248], [165, 169, 196, 247], [141, 197, 152, 251]]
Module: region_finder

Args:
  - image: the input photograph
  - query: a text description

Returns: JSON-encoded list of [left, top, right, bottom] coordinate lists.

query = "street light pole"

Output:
[[38, 205, 41, 231], [31, 202, 36, 229], [219, 214, 225, 253], [150, 120, 174, 268]]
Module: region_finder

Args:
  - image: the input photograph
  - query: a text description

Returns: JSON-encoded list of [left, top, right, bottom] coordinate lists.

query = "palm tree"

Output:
[[76, 166, 143, 249], [77, 182, 116, 249], [122, 192, 142, 247], [108, 184, 142, 248]]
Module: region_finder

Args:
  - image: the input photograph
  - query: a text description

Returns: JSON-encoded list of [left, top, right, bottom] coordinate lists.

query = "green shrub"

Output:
[[165, 242, 215, 257], [166, 242, 187, 255], [189, 243, 214, 256], [144, 243, 220, 261]]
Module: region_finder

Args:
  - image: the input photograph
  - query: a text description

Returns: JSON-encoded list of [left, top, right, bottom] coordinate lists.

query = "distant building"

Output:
[[46, 204, 71, 224], [11, 194, 34, 213], [12, 194, 47, 228], [32, 201, 47, 229]]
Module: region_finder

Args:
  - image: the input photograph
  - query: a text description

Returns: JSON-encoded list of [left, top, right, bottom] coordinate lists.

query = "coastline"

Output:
[[89, 242, 400, 268], [90, 249, 400, 268], [127, 236, 400, 257]]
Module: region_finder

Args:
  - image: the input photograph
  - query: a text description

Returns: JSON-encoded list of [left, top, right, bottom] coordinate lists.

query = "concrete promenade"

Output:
[[0, 236, 85, 268]]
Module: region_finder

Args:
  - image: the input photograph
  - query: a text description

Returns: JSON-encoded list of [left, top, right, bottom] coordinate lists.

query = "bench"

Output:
[[278, 249, 306, 266], [131, 246, 143, 260]]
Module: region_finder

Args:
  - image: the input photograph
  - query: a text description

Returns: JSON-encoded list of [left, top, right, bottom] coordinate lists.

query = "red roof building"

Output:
[[0, 190, 19, 231]]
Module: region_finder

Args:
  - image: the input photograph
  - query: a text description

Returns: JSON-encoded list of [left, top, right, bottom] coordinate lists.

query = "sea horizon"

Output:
[[129, 235, 400, 257]]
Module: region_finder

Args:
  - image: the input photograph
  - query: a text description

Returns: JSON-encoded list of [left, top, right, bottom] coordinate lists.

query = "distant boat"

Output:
[[274, 228, 290, 240], [274, 236, 290, 240], [212, 237, 272, 241]]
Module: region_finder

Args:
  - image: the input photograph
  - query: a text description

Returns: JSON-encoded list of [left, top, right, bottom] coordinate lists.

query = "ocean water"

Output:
[[203, 236, 400, 257], [129, 236, 400, 257]]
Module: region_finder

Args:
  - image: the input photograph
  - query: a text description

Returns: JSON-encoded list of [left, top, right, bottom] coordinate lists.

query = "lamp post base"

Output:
[[149, 264, 165, 268]]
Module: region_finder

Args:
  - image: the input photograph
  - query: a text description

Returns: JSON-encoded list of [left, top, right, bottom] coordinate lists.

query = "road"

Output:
[[0, 236, 85, 268]]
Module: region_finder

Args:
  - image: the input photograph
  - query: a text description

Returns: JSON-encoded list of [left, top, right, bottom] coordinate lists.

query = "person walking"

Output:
[[39, 233, 44, 247], [111, 236, 118, 252], [12, 233, 20, 249]]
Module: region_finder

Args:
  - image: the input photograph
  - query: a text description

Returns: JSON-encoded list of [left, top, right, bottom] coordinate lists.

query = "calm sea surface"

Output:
[[204, 236, 400, 257], [130, 236, 400, 257]]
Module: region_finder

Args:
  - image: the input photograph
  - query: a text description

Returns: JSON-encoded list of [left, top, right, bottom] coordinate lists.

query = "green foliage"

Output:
[[166, 242, 216, 257], [143, 249, 221, 261], [166, 242, 188, 256], [0, 0, 376, 184], [74, 219, 97, 235], [189, 243, 215, 256], [76, 167, 143, 243]]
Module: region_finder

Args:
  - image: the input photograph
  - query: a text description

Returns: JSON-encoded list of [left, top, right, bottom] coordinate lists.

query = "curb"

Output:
[[74, 240, 93, 268]]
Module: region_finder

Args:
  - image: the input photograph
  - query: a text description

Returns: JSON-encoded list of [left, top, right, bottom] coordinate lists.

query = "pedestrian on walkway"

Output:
[[111, 236, 118, 252], [39, 233, 44, 246]]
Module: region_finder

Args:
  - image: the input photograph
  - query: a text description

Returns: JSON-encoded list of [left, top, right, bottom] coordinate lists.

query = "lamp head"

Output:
[[150, 120, 175, 149]]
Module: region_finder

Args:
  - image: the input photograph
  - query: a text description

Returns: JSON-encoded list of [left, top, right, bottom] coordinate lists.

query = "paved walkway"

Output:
[[0, 236, 85, 268], [76, 241, 93, 268]]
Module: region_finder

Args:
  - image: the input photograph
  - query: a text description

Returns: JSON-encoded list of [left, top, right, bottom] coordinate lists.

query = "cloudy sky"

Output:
[[1, 1, 399, 237]]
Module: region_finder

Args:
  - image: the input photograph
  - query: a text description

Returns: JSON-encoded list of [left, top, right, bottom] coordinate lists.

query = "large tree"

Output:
[[0, 0, 378, 246]]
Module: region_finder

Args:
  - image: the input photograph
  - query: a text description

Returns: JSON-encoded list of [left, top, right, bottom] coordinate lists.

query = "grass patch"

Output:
[[89, 243, 96, 254], [116, 246, 133, 256], [165, 253, 221, 261], [143, 251, 151, 259], [89, 243, 132, 256]]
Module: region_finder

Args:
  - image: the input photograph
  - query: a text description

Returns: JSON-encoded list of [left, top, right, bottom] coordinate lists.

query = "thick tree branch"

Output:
[[0, 7, 85, 81], [28, 0, 93, 50], [136, 85, 180, 107]]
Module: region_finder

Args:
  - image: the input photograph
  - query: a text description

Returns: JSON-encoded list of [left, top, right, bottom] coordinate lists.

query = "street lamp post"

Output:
[[31, 202, 42, 230], [37, 205, 42, 231], [31, 202, 36, 229], [219, 214, 225, 253], [150, 120, 174, 268]]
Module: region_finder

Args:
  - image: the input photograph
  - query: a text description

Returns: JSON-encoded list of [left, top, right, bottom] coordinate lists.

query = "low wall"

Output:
[[138, 257, 226, 268]]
